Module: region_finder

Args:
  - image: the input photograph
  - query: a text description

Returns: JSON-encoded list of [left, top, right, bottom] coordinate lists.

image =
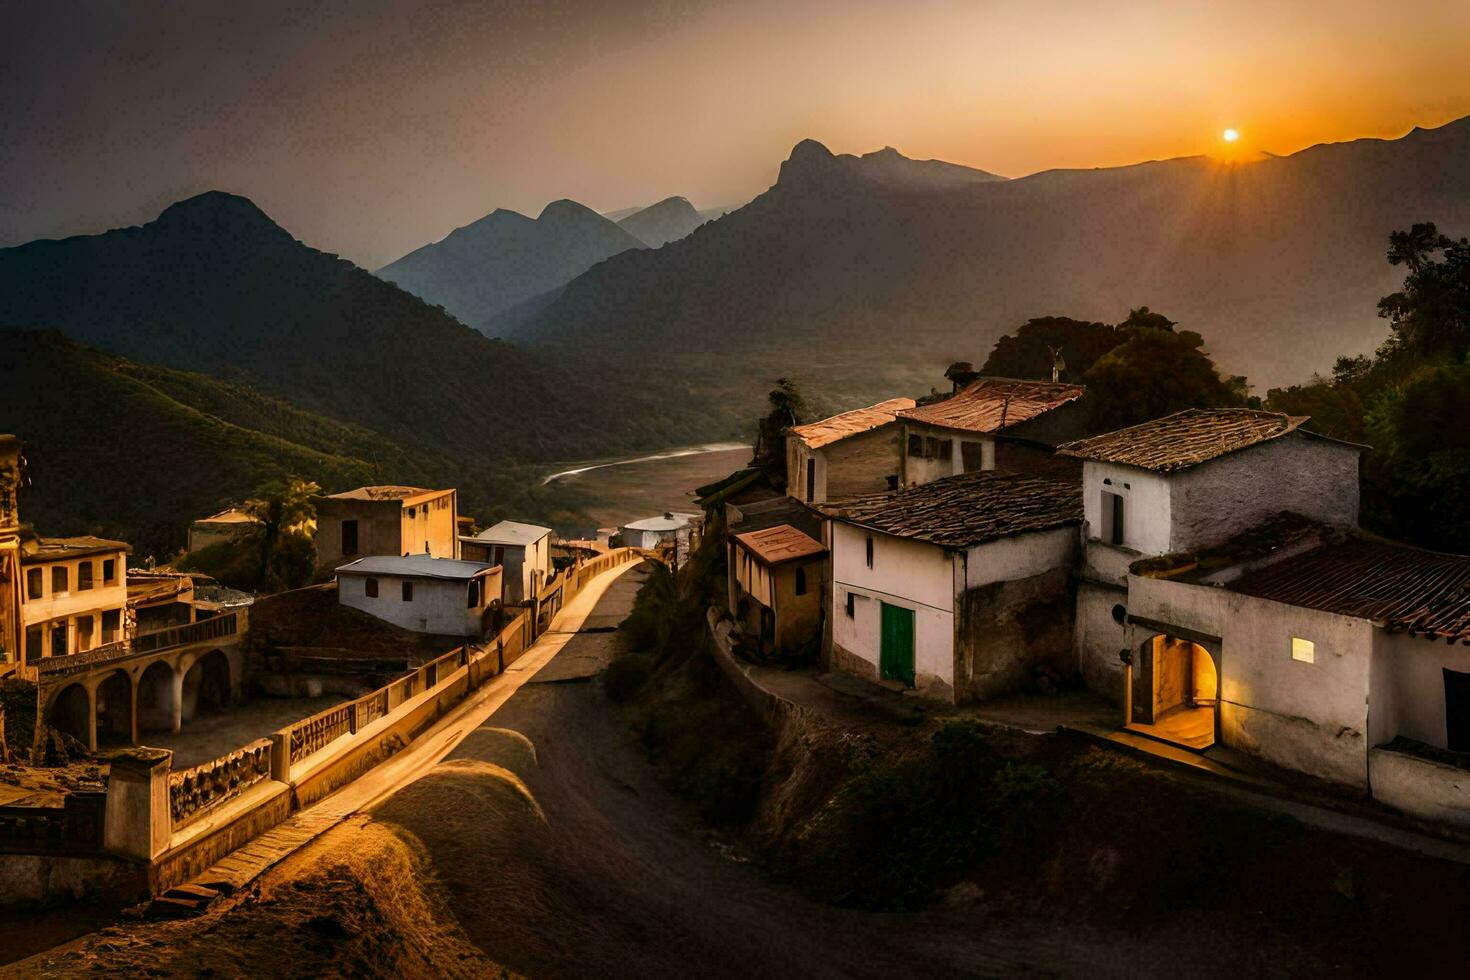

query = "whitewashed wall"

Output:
[[1081, 463, 1173, 555], [1370, 631, 1470, 751], [338, 571, 494, 635]]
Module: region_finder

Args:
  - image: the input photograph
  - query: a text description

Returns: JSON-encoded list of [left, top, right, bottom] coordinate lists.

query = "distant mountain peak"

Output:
[[777, 139, 1004, 189], [537, 199, 605, 225], [155, 191, 285, 235], [616, 196, 707, 247]]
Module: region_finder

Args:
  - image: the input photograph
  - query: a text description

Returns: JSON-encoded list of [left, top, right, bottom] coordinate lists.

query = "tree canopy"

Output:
[[1082, 319, 1249, 431], [750, 378, 806, 484]]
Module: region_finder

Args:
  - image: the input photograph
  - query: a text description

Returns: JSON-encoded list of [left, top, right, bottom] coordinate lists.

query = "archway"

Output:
[[137, 660, 178, 733], [95, 670, 134, 746], [1127, 634, 1218, 750], [181, 649, 231, 724], [48, 684, 91, 747]]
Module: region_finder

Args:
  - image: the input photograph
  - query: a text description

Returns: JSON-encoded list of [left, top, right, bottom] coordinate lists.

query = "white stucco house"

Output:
[[1056, 408, 1365, 708], [336, 554, 501, 637], [895, 378, 1088, 487], [817, 472, 1081, 703], [460, 520, 552, 606], [785, 397, 915, 504], [620, 513, 690, 551]]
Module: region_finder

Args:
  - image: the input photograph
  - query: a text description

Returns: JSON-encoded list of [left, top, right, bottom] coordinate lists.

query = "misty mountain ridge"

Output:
[[500, 116, 1470, 396], [616, 196, 708, 247]]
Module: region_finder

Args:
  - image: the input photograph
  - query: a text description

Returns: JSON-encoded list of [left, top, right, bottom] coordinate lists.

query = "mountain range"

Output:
[[0, 193, 724, 550], [499, 118, 1470, 396], [377, 196, 714, 332]]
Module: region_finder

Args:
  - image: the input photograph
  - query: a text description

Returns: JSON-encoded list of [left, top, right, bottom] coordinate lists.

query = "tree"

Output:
[[1082, 316, 1248, 430], [750, 378, 806, 483], [980, 316, 1118, 381], [1376, 223, 1470, 361], [245, 477, 320, 593]]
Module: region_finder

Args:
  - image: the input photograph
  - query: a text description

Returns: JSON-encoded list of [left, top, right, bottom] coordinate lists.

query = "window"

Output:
[[1291, 637, 1315, 663], [77, 615, 94, 650], [845, 592, 856, 617], [341, 520, 359, 556], [806, 460, 816, 502], [365, 577, 379, 598], [795, 566, 808, 596], [25, 626, 42, 658], [26, 568, 41, 600], [467, 579, 480, 608], [78, 561, 94, 591], [865, 536, 874, 569], [101, 609, 121, 643], [907, 434, 923, 457], [52, 566, 68, 594], [961, 441, 985, 472], [1101, 491, 1125, 546], [936, 438, 952, 462], [402, 581, 414, 602], [102, 558, 116, 584], [50, 624, 68, 657]]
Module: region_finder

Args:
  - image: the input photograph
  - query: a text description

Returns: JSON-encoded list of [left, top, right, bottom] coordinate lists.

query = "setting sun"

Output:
[[1222, 128, 1240, 143]]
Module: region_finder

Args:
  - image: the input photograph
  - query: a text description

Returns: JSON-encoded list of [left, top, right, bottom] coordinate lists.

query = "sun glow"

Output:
[[1222, 128, 1240, 143]]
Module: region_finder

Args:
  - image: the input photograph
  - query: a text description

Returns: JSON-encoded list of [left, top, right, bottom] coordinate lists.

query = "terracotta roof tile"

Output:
[[1057, 409, 1318, 472], [790, 398, 916, 449], [1229, 539, 1470, 644], [734, 524, 827, 565], [897, 379, 1083, 434], [817, 472, 1081, 549]]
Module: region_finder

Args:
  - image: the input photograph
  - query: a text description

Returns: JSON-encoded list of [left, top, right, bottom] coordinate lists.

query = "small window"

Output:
[[50, 624, 68, 657], [365, 577, 379, 598], [102, 558, 116, 583], [937, 438, 952, 462], [865, 536, 874, 569], [1291, 637, 1315, 663], [1101, 491, 1125, 546], [26, 567, 41, 600], [806, 461, 816, 502], [795, 566, 808, 596], [77, 562, 94, 591], [402, 581, 414, 602], [101, 609, 121, 642], [342, 520, 359, 556], [52, 566, 68, 594], [76, 615, 94, 650], [467, 579, 480, 608], [845, 592, 856, 617], [907, 434, 923, 457], [25, 626, 42, 658]]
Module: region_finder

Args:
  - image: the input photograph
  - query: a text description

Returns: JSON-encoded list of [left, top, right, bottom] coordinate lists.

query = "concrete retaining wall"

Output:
[[1370, 747, 1470, 830]]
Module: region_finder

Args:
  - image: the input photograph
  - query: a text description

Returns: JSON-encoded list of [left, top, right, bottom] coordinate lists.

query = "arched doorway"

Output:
[[95, 670, 134, 746], [48, 684, 91, 747], [181, 650, 231, 724], [1127, 634, 1219, 750], [137, 660, 177, 733]]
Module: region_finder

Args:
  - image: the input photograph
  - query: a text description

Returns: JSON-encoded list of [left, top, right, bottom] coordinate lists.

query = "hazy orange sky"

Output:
[[4, 0, 1470, 267]]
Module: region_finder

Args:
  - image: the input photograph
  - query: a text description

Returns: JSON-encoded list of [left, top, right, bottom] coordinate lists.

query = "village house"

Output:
[[1121, 516, 1470, 825], [0, 435, 25, 672], [785, 397, 916, 503], [728, 523, 828, 657], [335, 554, 501, 637], [619, 513, 692, 551], [896, 379, 1087, 487], [817, 472, 1081, 703], [19, 535, 131, 666], [314, 485, 459, 571], [459, 520, 552, 606], [186, 506, 262, 554], [1057, 409, 1364, 712]]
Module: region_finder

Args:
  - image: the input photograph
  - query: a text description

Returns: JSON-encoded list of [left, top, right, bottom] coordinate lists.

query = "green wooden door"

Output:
[[880, 602, 915, 687]]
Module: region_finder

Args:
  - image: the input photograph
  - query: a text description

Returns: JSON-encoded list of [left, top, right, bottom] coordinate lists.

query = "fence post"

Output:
[[270, 729, 291, 781], [349, 701, 362, 735], [103, 747, 173, 861]]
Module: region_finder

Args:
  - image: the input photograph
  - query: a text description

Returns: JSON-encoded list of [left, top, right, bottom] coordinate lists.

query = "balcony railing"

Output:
[[33, 612, 241, 678]]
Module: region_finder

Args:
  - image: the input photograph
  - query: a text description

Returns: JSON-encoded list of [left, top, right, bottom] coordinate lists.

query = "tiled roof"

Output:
[[790, 398, 917, 449], [326, 485, 447, 501], [26, 535, 131, 562], [1056, 409, 1333, 472], [734, 524, 826, 565], [897, 379, 1083, 434], [817, 472, 1081, 549], [1228, 538, 1470, 644]]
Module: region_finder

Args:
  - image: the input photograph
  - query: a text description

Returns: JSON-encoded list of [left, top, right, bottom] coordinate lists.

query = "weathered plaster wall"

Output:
[[1075, 581, 1128, 704], [1369, 747, 1470, 829], [956, 566, 1074, 701], [1129, 575, 1374, 787], [398, 491, 458, 560], [1167, 435, 1360, 551], [337, 570, 495, 635], [316, 499, 402, 570], [773, 558, 824, 652], [1081, 463, 1173, 555], [825, 426, 903, 500], [1371, 631, 1470, 750]]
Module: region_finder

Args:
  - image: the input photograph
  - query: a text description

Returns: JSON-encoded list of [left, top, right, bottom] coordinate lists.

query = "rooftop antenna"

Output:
[[1048, 346, 1066, 383]]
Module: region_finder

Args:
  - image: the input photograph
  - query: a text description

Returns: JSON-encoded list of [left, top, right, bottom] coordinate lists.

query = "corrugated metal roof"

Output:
[[817, 472, 1081, 549], [475, 520, 552, 546], [1228, 538, 1470, 644], [335, 555, 497, 580], [897, 379, 1082, 434], [790, 398, 917, 449], [326, 485, 447, 501], [1057, 409, 1333, 472], [734, 524, 826, 565]]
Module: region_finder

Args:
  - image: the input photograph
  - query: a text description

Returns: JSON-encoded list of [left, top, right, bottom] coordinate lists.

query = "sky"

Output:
[[4, 0, 1470, 268]]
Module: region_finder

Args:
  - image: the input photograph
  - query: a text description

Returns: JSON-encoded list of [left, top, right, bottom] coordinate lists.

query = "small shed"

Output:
[[460, 521, 552, 606], [620, 513, 690, 551], [730, 524, 827, 656], [336, 555, 501, 637], [187, 507, 261, 554]]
